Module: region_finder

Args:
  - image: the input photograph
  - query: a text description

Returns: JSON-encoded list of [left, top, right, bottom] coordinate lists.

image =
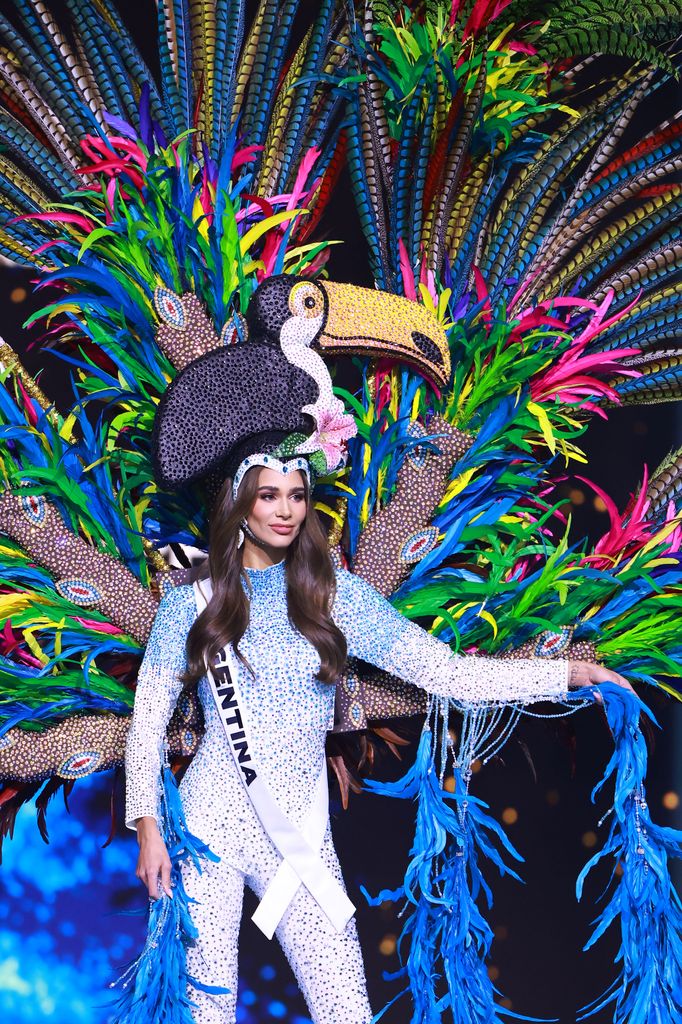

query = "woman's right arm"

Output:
[[125, 585, 196, 898]]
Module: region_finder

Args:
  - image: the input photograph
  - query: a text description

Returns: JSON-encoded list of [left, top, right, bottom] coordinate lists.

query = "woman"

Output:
[[125, 457, 630, 1024]]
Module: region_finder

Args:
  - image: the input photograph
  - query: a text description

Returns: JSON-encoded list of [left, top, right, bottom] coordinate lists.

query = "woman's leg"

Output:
[[182, 854, 245, 1024], [247, 829, 374, 1024]]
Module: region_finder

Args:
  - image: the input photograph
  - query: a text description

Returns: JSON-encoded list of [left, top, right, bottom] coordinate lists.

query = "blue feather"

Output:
[[210, 0, 239, 153], [0, 8, 97, 137], [576, 684, 682, 1023], [345, 111, 387, 287], [363, 712, 529, 1023], [276, 0, 336, 190], [155, 0, 188, 135], [63, 0, 125, 119], [390, 66, 430, 283], [240, 0, 279, 144], [0, 110, 76, 190], [578, 199, 682, 293], [570, 130, 682, 221], [408, 84, 437, 267], [111, 766, 227, 1023]]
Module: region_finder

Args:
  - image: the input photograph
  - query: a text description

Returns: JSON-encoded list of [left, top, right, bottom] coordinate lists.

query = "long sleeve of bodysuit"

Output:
[[124, 585, 195, 829], [333, 569, 569, 705]]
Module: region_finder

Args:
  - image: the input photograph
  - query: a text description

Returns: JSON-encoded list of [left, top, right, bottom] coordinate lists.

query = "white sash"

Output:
[[193, 580, 355, 939]]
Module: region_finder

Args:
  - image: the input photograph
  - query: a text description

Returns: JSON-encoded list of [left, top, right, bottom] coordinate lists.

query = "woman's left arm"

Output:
[[332, 570, 632, 704]]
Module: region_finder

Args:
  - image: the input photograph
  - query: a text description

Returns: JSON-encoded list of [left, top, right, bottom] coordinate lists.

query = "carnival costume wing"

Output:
[[0, 0, 353, 829], [327, 4, 682, 1018], [0, 0, 681, 1020]]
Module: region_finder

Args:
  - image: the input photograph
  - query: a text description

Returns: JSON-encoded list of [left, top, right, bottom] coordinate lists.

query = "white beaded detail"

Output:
[[125, 563, 568, 1019], [231, 454, 311, 498]]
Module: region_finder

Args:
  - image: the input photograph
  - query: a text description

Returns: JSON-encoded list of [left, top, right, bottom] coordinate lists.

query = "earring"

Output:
[[237, 527, 244, 548]]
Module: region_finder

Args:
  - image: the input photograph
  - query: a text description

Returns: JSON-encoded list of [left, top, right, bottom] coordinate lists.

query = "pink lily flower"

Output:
[[296, 398, 357, 471]]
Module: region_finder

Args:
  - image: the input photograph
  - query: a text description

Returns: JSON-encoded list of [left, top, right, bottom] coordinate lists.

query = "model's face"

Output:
[[244, 466, 308, 549]]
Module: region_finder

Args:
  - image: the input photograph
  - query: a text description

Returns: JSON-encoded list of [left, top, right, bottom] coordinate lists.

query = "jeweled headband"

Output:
[[232, 454, 311, 499]]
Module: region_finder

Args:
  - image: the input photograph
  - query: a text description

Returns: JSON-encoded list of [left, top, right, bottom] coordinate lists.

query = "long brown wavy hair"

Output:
[[183, 467, 347, 684]]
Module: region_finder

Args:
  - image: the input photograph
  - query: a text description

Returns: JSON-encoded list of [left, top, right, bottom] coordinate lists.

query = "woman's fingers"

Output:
[[136, 851, 173, 899], [160, 857, 173, 899], [591, 664, 637, 695], [141, 867, 158, 900], [568, 661, 637, 698]]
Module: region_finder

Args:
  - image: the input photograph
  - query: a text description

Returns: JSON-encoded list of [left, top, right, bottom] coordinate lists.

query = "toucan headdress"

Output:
[[152, 274, 451, 494]]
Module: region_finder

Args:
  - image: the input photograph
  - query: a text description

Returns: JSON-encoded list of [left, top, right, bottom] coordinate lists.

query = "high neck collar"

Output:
[[242, 558, 287, 594]]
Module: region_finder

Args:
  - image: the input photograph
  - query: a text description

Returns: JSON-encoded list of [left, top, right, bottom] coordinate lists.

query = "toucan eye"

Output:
[[289, 281, 324, 319]]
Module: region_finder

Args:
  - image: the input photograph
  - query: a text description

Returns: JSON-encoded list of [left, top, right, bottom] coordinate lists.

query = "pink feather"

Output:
[[473, 267, 492, 330], [578, 469, 655, 568], [398, 239, 417, 300], [231, 144, 264, 171], [286, 146, 321, 212], [73, 617, 125, 635]]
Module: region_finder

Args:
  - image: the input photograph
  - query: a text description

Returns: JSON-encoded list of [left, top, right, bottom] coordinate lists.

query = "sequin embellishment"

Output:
[[58, 750, 102, 778], [20, 493, 46, 526], [534, 629, 571, 657], [0, 731, 15, 750], [56, 579, 103, 606], [154, 287, 186, 329], [400, 526, 439, 563], [405, 421, 429, 468], [232, 455, 311, 497]]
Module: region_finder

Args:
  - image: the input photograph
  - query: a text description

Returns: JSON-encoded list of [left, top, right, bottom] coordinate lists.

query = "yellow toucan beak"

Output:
[[315, 281, 451, 388]]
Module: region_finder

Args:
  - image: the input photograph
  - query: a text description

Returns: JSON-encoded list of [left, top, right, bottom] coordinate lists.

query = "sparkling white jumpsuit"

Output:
[[125, 560, 568, 1023]]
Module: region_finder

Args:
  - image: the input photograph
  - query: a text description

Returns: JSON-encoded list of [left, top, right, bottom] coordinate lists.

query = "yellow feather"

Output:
[[332, 480, 356, 496], [239, 209, 307, 255], [241, 259, 266, 276], [191, 195, 210, 241], [282, 240, 341, 269], [478, 608, 498, 637], [312, 501, 344, 526], [527, 401, 557, 454], [0, 543, 22, 558], [0, 229, 34, 263], [625, 517, 682, 566], [360, 489, 371, 527], [59, 413, 79, 441], [258, 29, 312, 195], [54, 618, 64, 659], [231, 0, 266, 123], [0, 593, 33, 615], [22, 627, 49, 665], [656, 682, 682, 700], [442, 467, 476, 502]]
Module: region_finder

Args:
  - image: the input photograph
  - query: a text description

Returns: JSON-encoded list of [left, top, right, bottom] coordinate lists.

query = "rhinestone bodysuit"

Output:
[[125, 560, 568, 1022]]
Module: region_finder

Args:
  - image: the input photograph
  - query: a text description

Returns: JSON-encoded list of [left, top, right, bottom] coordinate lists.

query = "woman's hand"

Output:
[[568, 660, 636, 697], [135, 816, 173, 899]]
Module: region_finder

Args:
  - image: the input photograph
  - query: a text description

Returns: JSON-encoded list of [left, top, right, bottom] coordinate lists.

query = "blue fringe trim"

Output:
[[363, 711, 538, 1024], [576, 683, 682, 1023], [111, 766, 227, 1023], [363, 687, 682, 1024]]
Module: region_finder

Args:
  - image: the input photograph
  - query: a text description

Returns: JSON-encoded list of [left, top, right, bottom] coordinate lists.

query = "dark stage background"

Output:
[[0, 2, 681, 1021]]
